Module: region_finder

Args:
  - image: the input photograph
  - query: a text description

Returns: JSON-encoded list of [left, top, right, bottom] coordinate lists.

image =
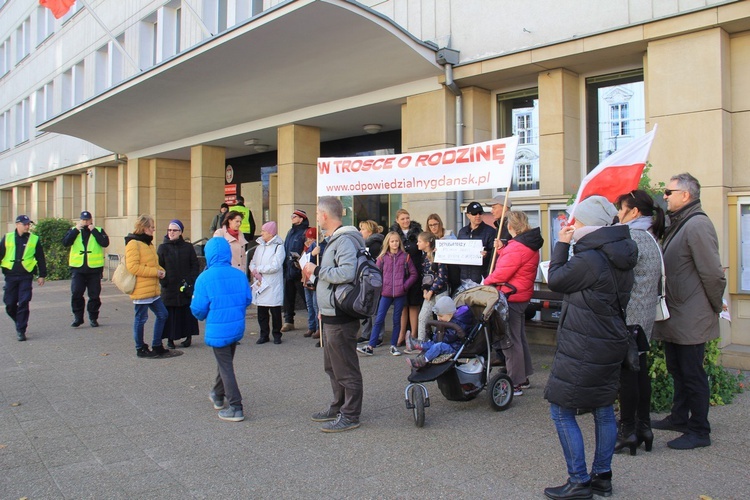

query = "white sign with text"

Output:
[[435, 239, 484, 266]]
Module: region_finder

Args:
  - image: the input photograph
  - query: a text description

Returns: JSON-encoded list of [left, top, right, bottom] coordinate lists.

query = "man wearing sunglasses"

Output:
[[1, 215, 47, 341], [652, 173, 726, 450]]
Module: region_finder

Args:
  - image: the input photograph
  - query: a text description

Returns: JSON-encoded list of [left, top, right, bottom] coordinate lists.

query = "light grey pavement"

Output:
[[1, 278, 748, 499]]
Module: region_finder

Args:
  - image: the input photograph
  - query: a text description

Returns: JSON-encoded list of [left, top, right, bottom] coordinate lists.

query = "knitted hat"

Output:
[[432, 296, 457, 316], [572, 195, 617, 227], [262, 221, 278, 236], [169, 219, 184, 232], [305, 227, 317, 240], [293, 209, 308, 220]]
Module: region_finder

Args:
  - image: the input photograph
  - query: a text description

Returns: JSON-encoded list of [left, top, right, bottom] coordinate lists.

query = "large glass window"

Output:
[[586, 70, 645, 171], [0, 39, 9, 76], [15, 17, 31, 64], [498, 88, 540, 192], [0, 110, 10, 152], [15, 98, 30, 145], [36, 6, 55, 45]]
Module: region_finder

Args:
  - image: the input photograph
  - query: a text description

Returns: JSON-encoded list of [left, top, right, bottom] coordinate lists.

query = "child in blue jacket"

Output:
[[406, 295, 475, 368], [191, 237, 252, 422]]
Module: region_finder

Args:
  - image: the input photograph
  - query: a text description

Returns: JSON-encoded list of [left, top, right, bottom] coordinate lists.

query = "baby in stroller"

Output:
[[406, 296, 475, 368]]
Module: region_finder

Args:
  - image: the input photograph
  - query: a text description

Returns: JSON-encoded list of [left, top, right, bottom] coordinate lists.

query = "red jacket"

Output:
[[483, 228, 543, 302]]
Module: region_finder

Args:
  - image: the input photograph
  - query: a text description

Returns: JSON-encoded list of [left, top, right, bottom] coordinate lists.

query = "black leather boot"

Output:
[[591, 471, 612, 497], [180, 335, 192, 348], [543, 480, 593, 499], [636, 420, 654, 452], [614, 422, 638, 456]]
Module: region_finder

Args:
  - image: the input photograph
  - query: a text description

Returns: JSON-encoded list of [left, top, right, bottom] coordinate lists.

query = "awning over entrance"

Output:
[[40, 0, 443, 155]]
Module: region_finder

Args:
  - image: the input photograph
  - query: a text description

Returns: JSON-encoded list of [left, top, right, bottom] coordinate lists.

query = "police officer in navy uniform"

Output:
[[62, 211, 110, 327], [0, 215, 47, 341]]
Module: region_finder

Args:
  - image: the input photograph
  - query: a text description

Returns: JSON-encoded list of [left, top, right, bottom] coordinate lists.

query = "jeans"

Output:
[[369, 295, 405, 348], [304, 287, 319, 332], [133, 298, 168, 349], [663, 341, 710, 437], [420, 340, 456, 362], [549, 403, 616, 483]]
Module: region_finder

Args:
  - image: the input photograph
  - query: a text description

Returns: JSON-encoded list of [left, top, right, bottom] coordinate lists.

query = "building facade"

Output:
[[2, 0, 750, 367]]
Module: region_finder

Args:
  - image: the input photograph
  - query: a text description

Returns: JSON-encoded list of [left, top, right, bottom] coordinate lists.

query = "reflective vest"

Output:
[[68, 228, 105, 268], [233, 204, 250, 233], [1, 232, 39, 273]]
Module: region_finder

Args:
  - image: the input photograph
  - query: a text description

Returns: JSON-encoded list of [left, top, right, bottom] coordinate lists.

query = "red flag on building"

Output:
[[39, 0, 76, 19], [569, 125, 658, 221]]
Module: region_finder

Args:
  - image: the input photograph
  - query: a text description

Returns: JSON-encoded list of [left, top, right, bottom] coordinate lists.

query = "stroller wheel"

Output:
[[488, 372, 513, 411], [411, 386, 425, 427]]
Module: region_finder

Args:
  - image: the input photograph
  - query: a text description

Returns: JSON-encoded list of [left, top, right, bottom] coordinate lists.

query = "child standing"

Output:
[[191, 237, 252, 422], [406, 296, 475, 369], [415, 232, 450, 342], [357, 231, 417, 356]]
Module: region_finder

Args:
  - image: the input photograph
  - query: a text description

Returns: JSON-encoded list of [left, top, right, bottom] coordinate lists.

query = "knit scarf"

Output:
[[227, 228, 240, 239]]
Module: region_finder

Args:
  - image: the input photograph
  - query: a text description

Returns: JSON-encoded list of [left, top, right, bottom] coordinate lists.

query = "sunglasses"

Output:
[[167, 229, 181, 232], [664, 189, 684, 196]]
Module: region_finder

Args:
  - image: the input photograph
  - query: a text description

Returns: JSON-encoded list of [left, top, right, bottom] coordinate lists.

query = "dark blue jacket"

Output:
[[191, 237, 252, 348]]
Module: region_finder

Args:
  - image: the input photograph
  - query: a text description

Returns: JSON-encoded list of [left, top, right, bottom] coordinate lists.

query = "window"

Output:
[[109, 35, 124, 86], [161, 2, 182, 59], [138, 14, 157, 68], [498, 88, 540, 191], [15, 17, 31, 64], [61, 68, 73, 111], [0, 110, 10, 151], [0, 39, 9, 76], [203, 0, 229, 34], [586, 70, 645, 170], [60, 1, 81, 23], [15, 98, 30, 145], [36, 6, 55, 45], [72, 61, 85, 106], [94, 45, 109, 94], [35, 82, 54, 130]]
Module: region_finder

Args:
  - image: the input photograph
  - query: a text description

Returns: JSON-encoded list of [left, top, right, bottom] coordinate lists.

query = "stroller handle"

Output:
[[424, 320, 466, 342]]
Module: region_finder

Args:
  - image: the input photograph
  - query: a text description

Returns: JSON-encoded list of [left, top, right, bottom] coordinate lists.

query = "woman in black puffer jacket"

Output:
[[543, 196, 637, 500], [157, 220, 200, 348]]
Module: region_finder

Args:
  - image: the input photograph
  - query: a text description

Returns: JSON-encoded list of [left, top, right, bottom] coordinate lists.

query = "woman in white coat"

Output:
[[249, 221, 285, 344]]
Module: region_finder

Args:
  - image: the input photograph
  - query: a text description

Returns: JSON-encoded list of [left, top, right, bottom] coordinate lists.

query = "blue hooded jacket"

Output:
[[191, 237, 252, 347]]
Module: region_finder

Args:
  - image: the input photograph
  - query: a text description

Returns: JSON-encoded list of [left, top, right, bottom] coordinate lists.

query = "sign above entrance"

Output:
[[316, 137, 518, 196]]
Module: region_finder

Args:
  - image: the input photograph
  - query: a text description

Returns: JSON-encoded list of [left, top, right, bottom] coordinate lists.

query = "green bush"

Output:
[[32, 218, 73, 281], [648, 339, 745, 412]]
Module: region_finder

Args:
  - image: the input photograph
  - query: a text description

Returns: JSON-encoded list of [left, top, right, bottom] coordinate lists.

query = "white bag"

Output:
[[646, 231, 670, 322], [112, 255, 136, 294]]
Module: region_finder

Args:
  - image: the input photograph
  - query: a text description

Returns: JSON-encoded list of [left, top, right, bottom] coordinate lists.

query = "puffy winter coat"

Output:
[[249, 234, 285, 307], [125, 233, 164, 300], [284, 219, 310, 280], [545, 225, 637, 409], [365, 233, 384, 258], [191, 237, 252, 347], [652, 200, 726, 345], [484, 227, 543, 302], [157, 235, 200, 307], [378, 249, 418, 298]]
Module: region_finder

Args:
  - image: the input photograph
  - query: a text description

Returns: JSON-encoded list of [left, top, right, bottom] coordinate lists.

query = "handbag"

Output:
[[112, 255, 136, 294], [645, 230, 670, 322], [421, 273, 435, 290]]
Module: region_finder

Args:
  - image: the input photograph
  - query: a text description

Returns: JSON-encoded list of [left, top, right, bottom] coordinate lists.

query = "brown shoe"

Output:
[[280, 322, 295, 333], [311, 330, 320, 339], [304, 329, 314, 337]]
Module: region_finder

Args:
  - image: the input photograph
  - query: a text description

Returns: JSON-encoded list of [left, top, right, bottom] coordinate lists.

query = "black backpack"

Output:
[[333, 234, 383, 319]]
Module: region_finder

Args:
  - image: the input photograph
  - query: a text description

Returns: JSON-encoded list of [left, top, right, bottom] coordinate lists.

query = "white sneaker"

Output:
[[389, 345, 402, 356]]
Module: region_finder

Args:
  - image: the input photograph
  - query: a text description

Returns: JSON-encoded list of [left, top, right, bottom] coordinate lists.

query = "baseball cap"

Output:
[[466, 201, 484, 215], [80, 211, 92, 220], [487, 195, 511, 208], [15, 215, 33, 224]]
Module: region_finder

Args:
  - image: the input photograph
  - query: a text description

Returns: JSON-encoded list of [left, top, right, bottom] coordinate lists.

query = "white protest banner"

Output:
[[435, 239, 484, 266], [317, 137, 519, 196]]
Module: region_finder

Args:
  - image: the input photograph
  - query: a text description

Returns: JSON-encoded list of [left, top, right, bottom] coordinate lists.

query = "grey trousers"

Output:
[[212, 343, 243, 410], [322, 319, 363, 421], [502, 301, 534, 386]]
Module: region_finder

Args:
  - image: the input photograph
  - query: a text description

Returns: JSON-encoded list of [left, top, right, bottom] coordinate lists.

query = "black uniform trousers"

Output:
[[71, 270, 103, 322]]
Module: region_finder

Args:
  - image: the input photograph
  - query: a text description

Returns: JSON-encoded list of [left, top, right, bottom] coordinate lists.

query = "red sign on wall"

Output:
[[225, 184, 237, 195]]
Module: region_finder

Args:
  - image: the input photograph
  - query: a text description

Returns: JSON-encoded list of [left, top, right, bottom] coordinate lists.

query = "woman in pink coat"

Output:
[[484, 211, 544, 395]]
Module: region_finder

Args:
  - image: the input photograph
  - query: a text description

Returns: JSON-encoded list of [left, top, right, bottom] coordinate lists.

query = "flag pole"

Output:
[[77, 0, 141, 73], [487, 185, 511, 276]]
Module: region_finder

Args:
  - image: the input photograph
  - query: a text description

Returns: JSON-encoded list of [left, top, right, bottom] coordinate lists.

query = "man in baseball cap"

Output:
[[456, 201, 496, 284], [1, 215, 47, 341], [62, 211, 110, 327]]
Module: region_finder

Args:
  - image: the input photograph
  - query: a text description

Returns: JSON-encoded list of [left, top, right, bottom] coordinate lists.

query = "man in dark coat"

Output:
[[456, 201, 496, 284], [62, 210, 109, 327], [281, 209, 310, 332], [544, 195, 637, 500], [652, 173, 726, 450]]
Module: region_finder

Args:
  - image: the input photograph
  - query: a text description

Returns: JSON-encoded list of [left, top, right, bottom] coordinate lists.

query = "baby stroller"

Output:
[[404, 285, 515, 427]]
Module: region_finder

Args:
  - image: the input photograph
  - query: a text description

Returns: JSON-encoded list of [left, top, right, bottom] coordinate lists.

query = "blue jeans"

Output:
[[133, 298, 168, 349], [420, 340, 456, 362], [305, 287, 319, 332], [369, 295, 405, 348], [549, 403, 616, 483]]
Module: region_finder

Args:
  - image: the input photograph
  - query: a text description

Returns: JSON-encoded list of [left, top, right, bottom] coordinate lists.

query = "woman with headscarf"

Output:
[[214, 210, 248, 273], [544, 196, 637, 500], [249, 221, 285, 344], [157, 219, 200, 348]]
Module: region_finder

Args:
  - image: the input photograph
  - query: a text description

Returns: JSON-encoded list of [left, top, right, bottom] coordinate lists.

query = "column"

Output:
[[277, 124, 319, 226], [190, 145, 225, 241]]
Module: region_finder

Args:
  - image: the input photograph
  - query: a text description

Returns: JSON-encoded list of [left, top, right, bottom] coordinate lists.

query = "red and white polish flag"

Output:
[[39, 0, 76, 19]]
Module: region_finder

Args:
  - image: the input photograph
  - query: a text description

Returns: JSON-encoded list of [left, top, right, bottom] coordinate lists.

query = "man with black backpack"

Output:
[[303, 196, 366, 433]]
